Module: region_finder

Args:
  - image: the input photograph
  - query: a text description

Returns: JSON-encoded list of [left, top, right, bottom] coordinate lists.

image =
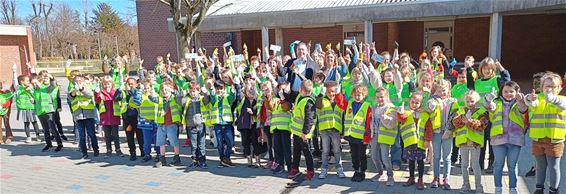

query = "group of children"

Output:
[[1, 41, 566, 194]]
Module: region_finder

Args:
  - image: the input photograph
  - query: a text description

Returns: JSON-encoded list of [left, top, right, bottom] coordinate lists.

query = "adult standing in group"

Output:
[[283, 42, 316, 103]]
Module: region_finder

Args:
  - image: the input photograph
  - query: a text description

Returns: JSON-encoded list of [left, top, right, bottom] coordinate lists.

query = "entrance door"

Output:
[[424, 21, 454, 51]]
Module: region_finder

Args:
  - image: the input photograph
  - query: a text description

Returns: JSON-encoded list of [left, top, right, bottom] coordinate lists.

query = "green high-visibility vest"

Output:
[[530, 95, 566, 140], [455, 107, 487, 147], [34, 85, 59, 116], [451, 83, 469, 108], [474, 76, 499, 103], [344, 101, 369, 140], [270, 97, 291, 133], [489, 99, 525, 137], [317, 97, 344, 133], [290, 96, 315, 138], [16, 86, 34, 110], [181, 96, 208, 126]]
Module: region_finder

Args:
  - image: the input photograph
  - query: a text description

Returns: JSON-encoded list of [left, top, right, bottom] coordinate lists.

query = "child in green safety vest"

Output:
[[452, 90, 489, 193], [0, 80, 14, 145], [208, 79, 240, 168], [397, 92, 427, 190], [183, 81, 209, 169], [315, 81, 347, 179], [153, 81, 182, 167], [287, 80, 317, 181], [15, 74, 42, 143], [465, 57, 510, 174], [34, 70, 64, 152], [525, 72, 566, 194]]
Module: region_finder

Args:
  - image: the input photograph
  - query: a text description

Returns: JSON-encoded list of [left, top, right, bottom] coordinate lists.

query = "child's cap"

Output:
[[214, 80, 225, 88]]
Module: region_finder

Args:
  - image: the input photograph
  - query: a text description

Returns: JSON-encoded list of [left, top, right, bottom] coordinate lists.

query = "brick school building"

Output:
[[136, 0, 566, 82]]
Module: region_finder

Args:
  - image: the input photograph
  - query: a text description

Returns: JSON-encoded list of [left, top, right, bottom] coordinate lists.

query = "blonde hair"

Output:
[[416, 71, 433, 89], [541, 72, 563, 91], [352, 84, 368, 96], [478, 57, 496, 78], [301, 80, 313, 94], [464, 90, 481, 102], [102, 75, 114, 87], [432, 79, 451, 94]]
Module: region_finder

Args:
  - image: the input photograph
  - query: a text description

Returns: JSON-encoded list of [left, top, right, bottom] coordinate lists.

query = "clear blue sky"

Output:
[[16, 0, 137, 24]]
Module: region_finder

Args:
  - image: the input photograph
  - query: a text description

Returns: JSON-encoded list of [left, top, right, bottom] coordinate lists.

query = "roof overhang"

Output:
[[0, 25, 29, 36]]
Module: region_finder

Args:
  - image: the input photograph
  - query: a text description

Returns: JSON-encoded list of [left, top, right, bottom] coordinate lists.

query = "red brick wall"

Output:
[[501, 14, 566, 79], [453, 17, 490, 63], [397, 21, 424, 58], [0, 27, 35, 85], [136, 1, 178, 68], [373, 23, 389, 53], [281, 26, 343, 55]]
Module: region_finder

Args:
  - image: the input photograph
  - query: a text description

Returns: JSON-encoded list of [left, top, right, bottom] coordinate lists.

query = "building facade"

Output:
[[0, 25, 36, 85], [136, 0, 566, 80]]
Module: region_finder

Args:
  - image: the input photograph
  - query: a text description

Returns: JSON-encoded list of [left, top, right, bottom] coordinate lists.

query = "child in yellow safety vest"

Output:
[[525, 72, 566, 194], [114, 77, 144, 161], [182, 81, 209, 169], [69, 75, 99, 159], [235, 78, 262, 168], [397, 92, 427, 190], [483, 81, 528, 194], [315, 81, 347, 179], [153, 81, 182, 168], [94, 76, 123, 158], [287, 80, 317, 180], [378, 87, 401, 186], [137, 79, 160, 163], [269, 81, 293, 174], [426, 79, 459, 189], [452, 90, 489, 193]]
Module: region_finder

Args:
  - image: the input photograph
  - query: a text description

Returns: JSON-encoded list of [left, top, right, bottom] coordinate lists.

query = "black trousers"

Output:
[[123, 115, 143, 155], [240, 128, 260, 156], [38, 113, 62, 146], [273, 130, 292, 170], [292, 135, 314, 171], [103, 125, 120, 152], [349, 141, 368, 172], [409, 160, 425, 178], [52, 111, 65, 135]]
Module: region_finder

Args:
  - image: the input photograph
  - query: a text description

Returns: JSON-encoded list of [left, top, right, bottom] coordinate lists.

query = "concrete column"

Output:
[[194, 31, 202, 51], [364, 20, 373, 44], [275, 28, 283, 51], [261, 26, 269, 61], [489, 12, 503, 59]]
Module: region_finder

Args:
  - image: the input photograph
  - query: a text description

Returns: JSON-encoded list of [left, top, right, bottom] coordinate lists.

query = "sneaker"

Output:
[[154, 155, 161, 162], [130, 155, 137, 161], [494, 187, 502, 194], [392, 165, 401, 171], [319, 168, 328, 179], [417, 178, 425, 190], [351, 171, 359, 182], [430, 178, 439, 188], [170, 155, 181, 166], [460, 183, 470, 193], [226, 159, 235, 167], [386, 176, 395, 186], [93, 150, 99, 157], [25, 137, 33, 143], [337, 167, 346, 178], [475, 185, 484, 194], [549, 187, 559, 194], [82, 153, 89, 159], [142, 155, 152, 163], [54, 145, 63, 152], [443, 178, 451, 190], [41, 145, 52, 152], [273, 165, 284, 174], [271, 162, 279, 170], [266, 161, 273, 169], [221, 158, 235, 167], [509, 188, 518, 194], [525, 166, 536, 177], [61, 135, 68, 141], [105, 152, 111, 158], [199, 161, 208, 169], [116, 150, 125, 157], [484, 166, 493, 174], [371, 172, 383, 182], [305, 170, 315, 180], [155, 156, 166, 168], [403, 177, 415, 187], [287, 168, 299, 179]]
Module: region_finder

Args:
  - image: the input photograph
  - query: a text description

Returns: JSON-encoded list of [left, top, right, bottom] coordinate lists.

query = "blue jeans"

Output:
[[142, 128, 159, 156], [492, 143, 521, 188], [214, 124, 234, 159], [156, 124, 179, 146], [433, 132, 453, 179], [189, 125, 206, 161], [77, 118, 98, 154]]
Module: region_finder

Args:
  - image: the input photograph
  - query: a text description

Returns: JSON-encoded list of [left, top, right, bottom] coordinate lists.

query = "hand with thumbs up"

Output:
[[396, 102, 405, 114], [525, 89, 537, 102]]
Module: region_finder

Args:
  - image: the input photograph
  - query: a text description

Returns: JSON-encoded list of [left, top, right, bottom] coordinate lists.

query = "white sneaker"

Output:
[[25, 137, 33, 143], [475, 185, 484, 194], [337, 167, 346, 178], [494, 187, 503, 194], [509, 188, 518, 194], [319, 168, 328, 179], [386, 176, 395, 186]]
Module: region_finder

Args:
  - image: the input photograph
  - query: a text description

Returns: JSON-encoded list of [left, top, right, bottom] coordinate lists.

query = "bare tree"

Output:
[[0, 0, 17, 24], [30, 2, 44, 59], [159, 0, 230, 56], [41, 2, 54, 57]]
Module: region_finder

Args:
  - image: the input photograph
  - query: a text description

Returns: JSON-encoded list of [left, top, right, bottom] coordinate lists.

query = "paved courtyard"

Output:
[[0, 78, 560, 194]]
